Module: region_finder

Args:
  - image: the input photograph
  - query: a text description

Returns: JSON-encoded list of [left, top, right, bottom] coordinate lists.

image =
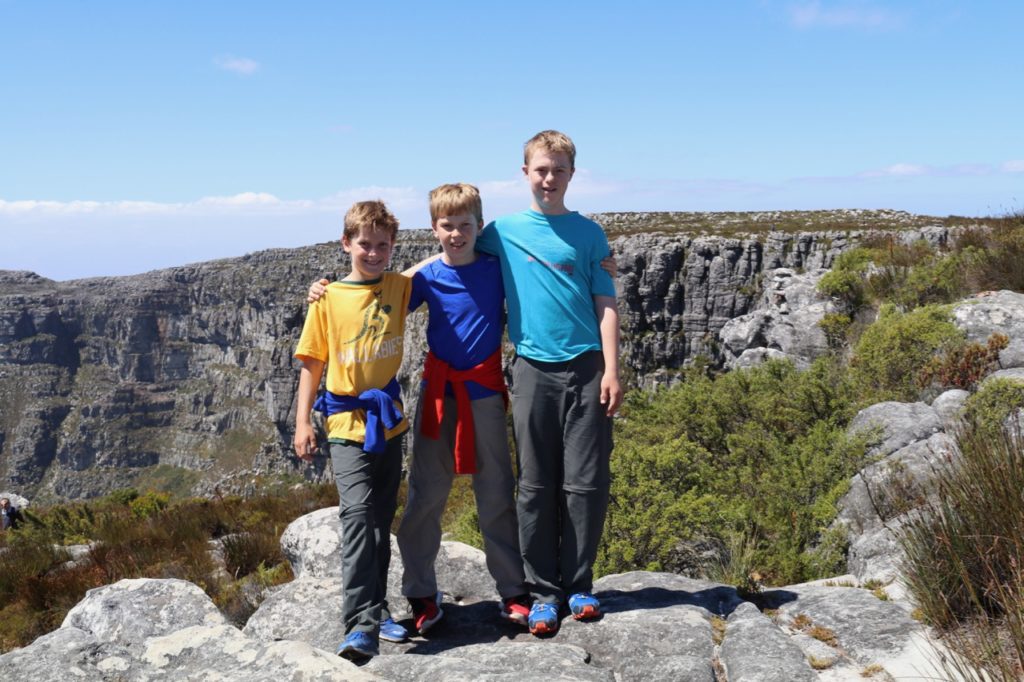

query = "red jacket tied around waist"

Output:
[[420, 349, 508, 474]]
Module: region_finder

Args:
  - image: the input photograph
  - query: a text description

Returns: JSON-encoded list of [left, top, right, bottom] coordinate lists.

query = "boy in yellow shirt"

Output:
[[293, 200, 411, 660]]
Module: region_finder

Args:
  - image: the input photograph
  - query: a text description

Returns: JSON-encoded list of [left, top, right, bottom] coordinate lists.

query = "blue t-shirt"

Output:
[[475, 209, 615, 362], [409, 255, 505, 399]]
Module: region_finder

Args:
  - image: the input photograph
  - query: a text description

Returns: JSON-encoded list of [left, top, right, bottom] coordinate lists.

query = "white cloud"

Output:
[[860, 163, 929, 178], [789, 1, 903, 30], [0, 190, 414, 218], [1003, 160, 1024, 173], [213, 55, 260, 75]]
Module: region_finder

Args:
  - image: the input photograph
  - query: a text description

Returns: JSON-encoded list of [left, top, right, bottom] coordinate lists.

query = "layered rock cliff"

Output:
[[0, 210, 969, 502]]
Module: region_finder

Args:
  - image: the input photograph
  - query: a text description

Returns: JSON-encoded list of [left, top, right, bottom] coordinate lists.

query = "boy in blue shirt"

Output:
[[396, 183, 533, 632], [474, 130, 622, 635]]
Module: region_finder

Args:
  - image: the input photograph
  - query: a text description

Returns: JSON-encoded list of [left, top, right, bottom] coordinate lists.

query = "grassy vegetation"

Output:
[[897, 419, 1024, 680], [0, 482, 338, 652]]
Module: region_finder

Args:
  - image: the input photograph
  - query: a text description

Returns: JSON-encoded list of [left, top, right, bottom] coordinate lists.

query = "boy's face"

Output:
[[432, 212, 481, 266], [523, 149, 574, 214], [342, 226, 394, 280]]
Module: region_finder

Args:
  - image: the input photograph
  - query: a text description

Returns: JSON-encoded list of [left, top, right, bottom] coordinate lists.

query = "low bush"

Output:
[[918, 333, 1009, 392], [850, 304, 963, 403]]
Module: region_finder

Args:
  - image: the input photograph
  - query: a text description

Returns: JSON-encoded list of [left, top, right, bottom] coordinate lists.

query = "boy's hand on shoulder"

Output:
[[600, 372, 623, 417], [600, 251, 617, 278], [293, 423, 318, 462], [307, 278, 330, 304]]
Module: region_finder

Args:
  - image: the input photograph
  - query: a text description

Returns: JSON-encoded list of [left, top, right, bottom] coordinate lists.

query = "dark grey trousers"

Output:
[[510, 351, 613, 605], [397, 392, 527, 600], [330, 434, 403, 635]]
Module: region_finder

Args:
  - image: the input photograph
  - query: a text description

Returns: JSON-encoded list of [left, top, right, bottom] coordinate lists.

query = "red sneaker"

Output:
[[500, 594, 531, 626], [409, 592, 443, 634]]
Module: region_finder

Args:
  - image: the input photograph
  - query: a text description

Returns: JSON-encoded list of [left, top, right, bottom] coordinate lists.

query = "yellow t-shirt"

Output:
[[294, 272, 411, 443]]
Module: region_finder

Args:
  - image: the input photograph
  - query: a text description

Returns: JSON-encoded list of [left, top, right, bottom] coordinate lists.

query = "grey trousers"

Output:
[[511, 351, 613, 605], [330, 435, 403, 635], [397, 392, 527, 599]]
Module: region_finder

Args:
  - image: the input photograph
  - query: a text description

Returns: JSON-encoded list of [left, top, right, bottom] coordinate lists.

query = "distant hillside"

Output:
[[0, 210, 978, 502]]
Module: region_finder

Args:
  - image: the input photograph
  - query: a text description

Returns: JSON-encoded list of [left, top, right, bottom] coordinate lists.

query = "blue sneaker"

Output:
[[379, 617, 408, 642], [528, 602, 559, 635], [336, 631, 378, 660], [568, 592, 601, 620]]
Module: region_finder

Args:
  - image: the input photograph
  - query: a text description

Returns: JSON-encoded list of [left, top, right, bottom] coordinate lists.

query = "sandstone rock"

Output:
[[847, 401, 942, 458], [954, 290, 1024, 369], [62, 578, 227, 649], [143, 624, 379, 681], [775, 584, 921, 666], [367, 641, 613, 682], [0, 626, 138, 680], [720, 602, 816, 681], [280, 506, 345, 578], [931, 389, 970, 428], [838, 432, 956, 583], [983, 367, 1024, 384]]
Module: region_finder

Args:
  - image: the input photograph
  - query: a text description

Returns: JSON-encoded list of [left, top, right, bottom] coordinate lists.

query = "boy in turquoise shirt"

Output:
[[475, 130, 621, 635]]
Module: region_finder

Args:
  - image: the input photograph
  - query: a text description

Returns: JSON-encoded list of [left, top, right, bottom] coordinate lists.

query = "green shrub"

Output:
[[850, 304, 963, 403], [818, 313, 853, 350], [818, 248, 871, 310], [962, 378, 1024, 434], [129, 491, 171, 519], [597, 358, 866, 584]]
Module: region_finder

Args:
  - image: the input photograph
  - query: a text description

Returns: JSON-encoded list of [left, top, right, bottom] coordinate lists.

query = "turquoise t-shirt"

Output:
[[476, 209, 615, 362]]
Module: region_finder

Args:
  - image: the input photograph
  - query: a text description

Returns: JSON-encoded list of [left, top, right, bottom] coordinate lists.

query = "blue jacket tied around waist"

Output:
[[313, 378, 403, 453]]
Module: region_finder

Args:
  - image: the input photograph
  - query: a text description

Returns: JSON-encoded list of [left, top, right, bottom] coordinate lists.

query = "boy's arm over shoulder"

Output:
[[594, 294, 622, 417], [475, 220, 500, 255], [587, 221, 616, 297], [401, 253, 443, 278]]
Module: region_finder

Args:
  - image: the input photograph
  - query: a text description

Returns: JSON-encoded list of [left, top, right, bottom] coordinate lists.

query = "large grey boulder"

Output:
[[837, 432, 956, 583], [848, 401, 942, 457], [983, 367, 1024, 385], [720, 602, 815, 681], [954, 290, 1024, 369], [243, 577, 346, 652], [61, 578, 227, 649], [280, 506, 345, 578]]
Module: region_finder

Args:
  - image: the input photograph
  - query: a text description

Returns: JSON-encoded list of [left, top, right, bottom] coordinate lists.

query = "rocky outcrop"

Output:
[[717, 268, 835, 370], [0, 212, 970, 501], [0, 506, 951, 680], [837, 290, 1024, 587]]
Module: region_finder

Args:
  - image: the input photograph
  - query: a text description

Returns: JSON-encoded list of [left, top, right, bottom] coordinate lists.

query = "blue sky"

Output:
[[2, 0, 1022, 281]]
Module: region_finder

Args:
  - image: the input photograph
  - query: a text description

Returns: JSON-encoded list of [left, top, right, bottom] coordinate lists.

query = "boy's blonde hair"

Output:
[[524, 130, 576, 169], [343, 200, 400, 241], [428, 183, 483, 225]]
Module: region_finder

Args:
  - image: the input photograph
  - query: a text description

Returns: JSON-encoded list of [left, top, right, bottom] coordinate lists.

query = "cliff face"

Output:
[[0, 212, 960, 501]]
